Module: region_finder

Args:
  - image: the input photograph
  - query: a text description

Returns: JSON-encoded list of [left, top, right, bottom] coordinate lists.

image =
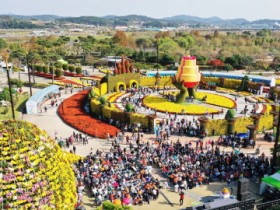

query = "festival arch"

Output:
[[128, 79, 138, 89], [115, 82, 126, 92]]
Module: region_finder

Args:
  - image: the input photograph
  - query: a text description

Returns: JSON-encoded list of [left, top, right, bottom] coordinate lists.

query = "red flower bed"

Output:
[[63, 71, 84, 77], [58, 90, 120, 138], [33, 72, 65, 80]]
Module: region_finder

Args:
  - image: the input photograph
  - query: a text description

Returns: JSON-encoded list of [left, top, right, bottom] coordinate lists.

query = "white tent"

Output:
[[260, 171, 280, 194], [26, 85, 59, 114]]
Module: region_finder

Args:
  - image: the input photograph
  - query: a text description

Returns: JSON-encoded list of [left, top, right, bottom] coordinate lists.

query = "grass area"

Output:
[[0, 93, 29, 121]]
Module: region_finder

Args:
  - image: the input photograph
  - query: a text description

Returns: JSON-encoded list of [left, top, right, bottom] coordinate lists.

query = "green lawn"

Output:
[[0, 93, 29, 121]]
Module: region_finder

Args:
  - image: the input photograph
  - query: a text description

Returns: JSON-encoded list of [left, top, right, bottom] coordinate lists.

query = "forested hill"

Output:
[[0, 16, 43, 29], [0, 14, 279, 29]]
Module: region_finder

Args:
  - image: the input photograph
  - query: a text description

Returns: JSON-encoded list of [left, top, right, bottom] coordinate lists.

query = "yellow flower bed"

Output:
[[102, 105, 122, 119], [161, 91, 235, 108], [107, 92, 126, 102], [0, 120, 80, 209], [207, 119, 228, 135], [258, 114, 273, 132], [143, 95, 219, 114], [263, 104, 273, 114], [196, 92, 236, 109], [72, 78, 91, 86], [130, 113, 149, 127], [234, 117, 253, 133]]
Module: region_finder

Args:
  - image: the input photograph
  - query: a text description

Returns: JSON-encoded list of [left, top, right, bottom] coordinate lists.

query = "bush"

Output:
[[10, 78, 23, 88], [43, 65, 49, 74], [35, 65, 43, 73], [62, 64, 68, 71], [68, 65, 75, 73], [96, 201, 132, 210], [75, 66, 82, 74], [99, 96, 107, 105], [55, 69, 63, 77], [225, 109, 236, 120], [125, 103, 135, 112]]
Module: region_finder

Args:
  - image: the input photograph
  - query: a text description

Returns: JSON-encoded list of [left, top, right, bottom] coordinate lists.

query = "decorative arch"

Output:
[[115, 82, 127, 92], [128, 79, 138, 89]]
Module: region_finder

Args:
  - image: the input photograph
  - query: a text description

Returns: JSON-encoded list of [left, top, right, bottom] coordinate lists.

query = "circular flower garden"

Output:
[[0, 120, 79, 209], [141, 90, 236, 115]]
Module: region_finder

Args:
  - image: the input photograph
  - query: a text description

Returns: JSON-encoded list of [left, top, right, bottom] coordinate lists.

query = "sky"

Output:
[[1, 0, 279, 21]]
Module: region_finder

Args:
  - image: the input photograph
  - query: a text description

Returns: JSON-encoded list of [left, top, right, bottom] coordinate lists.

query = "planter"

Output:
[[246, 124, 257, 141]]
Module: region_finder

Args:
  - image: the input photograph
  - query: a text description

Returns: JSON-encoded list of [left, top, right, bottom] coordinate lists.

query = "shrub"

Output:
[[43, 65, 49, 74], [62, 64, 68, 71], [68, 65, 75, 73], [75, 66, 82, 74], [225, 109, 236, 120], [125, 103, 135, 112], [99, 96, 107, 105], [55, 68, 63, 77], [10, 78, 23, 88], [35, 65, 43, 73]]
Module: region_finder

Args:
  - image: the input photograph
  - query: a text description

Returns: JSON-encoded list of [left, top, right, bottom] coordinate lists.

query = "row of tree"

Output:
[[0, 29, 280, 74]]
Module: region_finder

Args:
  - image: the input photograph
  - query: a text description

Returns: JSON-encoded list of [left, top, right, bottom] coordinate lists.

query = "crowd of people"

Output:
[[74, 130, 271, 207], [75, 142, 161, 207]]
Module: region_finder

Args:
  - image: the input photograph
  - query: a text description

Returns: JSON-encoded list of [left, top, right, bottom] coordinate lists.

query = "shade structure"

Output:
[[260, 171, 280, 194], [26, 85, 60, 114]]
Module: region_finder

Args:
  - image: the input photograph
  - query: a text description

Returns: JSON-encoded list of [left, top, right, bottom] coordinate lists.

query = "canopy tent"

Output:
[[26, 85, 60, 114], [260, 171, 280, 194]]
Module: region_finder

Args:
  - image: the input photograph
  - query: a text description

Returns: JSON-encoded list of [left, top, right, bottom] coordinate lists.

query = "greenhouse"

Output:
[[26, 85, 60, 114]]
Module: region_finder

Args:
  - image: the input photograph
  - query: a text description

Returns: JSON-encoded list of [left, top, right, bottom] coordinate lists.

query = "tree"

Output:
[[28, 52, 41, 83], [207, 59, 225, 70], [112, 31, 135, 48]]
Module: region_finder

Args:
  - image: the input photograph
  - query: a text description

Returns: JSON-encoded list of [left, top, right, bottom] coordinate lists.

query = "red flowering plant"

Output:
[[58, 90, 120, 138]]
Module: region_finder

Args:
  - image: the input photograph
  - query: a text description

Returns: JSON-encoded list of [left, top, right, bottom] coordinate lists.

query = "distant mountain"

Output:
[[0, 15, 43, 29], [0, 14, 279, 29], [163, 15, 249, 27], [6, 14, 62, 21]]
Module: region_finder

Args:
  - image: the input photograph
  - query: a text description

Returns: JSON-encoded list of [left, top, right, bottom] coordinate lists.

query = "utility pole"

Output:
[[26, 55, 32, 96], [272, 107, 280, 172]]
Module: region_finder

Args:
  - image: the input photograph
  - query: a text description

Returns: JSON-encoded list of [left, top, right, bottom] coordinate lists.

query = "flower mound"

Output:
[[0, 120, 78, 209], [58, 90, 120, 138], [143, 95, 219, 115]]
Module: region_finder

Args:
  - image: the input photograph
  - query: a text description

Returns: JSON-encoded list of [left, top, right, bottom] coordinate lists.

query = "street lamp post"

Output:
[[272, 108, 280, 172], [6, 64, 15, 120], [51, 64, 54, 85], [26, 55, 32, 96], [136, 123, 141, 145]]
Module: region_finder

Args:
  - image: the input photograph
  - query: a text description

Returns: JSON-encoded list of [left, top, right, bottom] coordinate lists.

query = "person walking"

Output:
[[179, 190, 185, 206], [73, 145, 76, 154]]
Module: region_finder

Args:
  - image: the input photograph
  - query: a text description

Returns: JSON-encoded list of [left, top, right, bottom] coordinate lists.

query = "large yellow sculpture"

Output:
[[173, 56, 201, 103]]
